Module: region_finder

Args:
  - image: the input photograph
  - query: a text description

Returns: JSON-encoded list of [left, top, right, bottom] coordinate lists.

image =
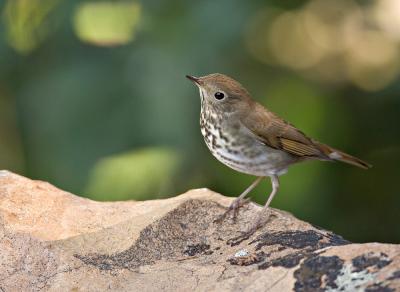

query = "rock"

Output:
[[0, 170, 399, 292]]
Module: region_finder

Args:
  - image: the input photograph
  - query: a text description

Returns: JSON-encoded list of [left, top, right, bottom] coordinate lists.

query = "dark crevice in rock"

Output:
[[352, 252, 392, 272], [388, 270, 400, 280], [250, 230, 349, 251], [325, 232, 351, 246], [365, 283, 395, 292], [258, 251, 312, 270], [251, 230, 323, 250], [183, 244, 212, 256], [251, 230, 349, 271], [293, 255, 344, 292]]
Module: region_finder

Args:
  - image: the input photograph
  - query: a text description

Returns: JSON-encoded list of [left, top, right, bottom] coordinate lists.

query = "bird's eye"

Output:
[[214, 92, 225, 100]]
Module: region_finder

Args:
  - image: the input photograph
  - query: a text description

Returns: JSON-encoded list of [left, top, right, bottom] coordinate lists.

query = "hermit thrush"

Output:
[[186, 73, 371, 240]]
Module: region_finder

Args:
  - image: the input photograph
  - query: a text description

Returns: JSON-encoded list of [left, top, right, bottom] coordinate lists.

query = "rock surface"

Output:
[[0, 170, 399, 292]]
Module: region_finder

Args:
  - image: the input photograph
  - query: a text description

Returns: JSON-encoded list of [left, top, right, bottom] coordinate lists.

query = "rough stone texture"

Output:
[[0, 170, 399, 292]]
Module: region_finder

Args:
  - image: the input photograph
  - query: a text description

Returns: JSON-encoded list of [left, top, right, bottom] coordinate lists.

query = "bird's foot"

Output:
[[214, 197, 250, 224]]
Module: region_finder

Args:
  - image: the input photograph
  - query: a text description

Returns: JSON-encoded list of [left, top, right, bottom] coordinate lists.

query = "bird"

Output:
[[186, 73, 371, 240]]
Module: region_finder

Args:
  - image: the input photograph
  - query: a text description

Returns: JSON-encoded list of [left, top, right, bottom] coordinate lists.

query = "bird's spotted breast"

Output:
[[200, 107, 293, 176]]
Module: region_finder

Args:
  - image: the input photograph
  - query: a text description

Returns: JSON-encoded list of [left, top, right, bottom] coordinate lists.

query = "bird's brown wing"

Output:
[[241, 103, 327, 159]]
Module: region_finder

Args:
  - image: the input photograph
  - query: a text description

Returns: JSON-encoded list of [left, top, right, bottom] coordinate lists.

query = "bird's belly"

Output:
[[212, 144, 290, 176], [201, 125, 292, 176]]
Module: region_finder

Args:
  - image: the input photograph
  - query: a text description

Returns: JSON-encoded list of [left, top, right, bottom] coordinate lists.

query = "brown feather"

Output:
[[314, 142, 372, 169], [241, 102, 327, 159], [241, 102, 372, 169]]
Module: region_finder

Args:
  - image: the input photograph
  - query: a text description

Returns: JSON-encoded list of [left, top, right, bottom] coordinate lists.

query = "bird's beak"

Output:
[[186, 75, 202, 86]]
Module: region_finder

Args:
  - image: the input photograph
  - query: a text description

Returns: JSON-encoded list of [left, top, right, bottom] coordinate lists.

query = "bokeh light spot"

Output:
[[245, 0, 400, 91], [73, 1, 141, 47], [85, 147, 181, 201], [2, 0, 61, 54]]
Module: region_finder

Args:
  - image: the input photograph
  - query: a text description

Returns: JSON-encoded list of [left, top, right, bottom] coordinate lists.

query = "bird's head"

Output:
[[186, 73, 252, 113]]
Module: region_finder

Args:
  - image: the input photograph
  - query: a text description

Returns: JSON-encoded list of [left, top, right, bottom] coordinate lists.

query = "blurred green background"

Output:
[[1, 0, 399, 243]]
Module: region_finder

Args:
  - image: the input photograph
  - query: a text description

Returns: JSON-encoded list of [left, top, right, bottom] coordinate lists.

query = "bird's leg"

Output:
[[248, 175, 280, 232], [214, 177, 263, 223], [227, 175, 280, 246]]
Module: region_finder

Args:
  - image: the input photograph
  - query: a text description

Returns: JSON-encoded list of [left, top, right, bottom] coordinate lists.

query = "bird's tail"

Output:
[[316, 142, 372, 170]]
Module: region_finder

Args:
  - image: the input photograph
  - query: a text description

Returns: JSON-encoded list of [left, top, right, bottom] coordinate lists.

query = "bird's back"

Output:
[[241, 101, 371, 169]]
